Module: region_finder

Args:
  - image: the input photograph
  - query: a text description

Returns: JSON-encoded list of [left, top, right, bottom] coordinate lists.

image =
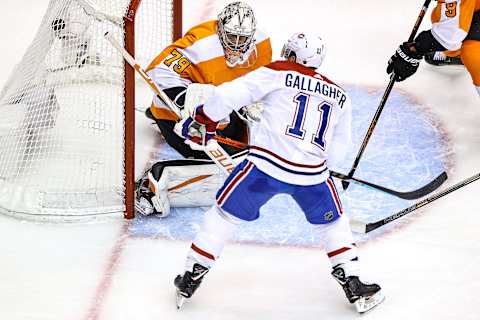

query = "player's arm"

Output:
[[201, 66, 280, 122], [175, 67, 279, 145], [387, 0, 476, 81]]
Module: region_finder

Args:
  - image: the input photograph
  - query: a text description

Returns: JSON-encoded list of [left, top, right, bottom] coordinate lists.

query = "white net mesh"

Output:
[[0, 0, 175, 220]]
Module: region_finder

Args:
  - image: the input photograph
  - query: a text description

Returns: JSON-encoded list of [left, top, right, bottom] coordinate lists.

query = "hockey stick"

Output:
[[212, 135, 446, 200], [104, 32, 236, 175], [103, 32, 182, 118], [342, 0, 432, 191], [78, 0, 123, 26], [330, 171, 447, 200], [351, 171, 480, 234]]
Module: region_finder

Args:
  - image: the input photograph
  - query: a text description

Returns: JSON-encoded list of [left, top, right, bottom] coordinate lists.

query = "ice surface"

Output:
[[1, 1, 479, 320]]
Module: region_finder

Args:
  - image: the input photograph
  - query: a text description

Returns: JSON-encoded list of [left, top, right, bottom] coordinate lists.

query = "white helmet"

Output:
[[281, 33, 326, 69], [217, 2, 257, 67]]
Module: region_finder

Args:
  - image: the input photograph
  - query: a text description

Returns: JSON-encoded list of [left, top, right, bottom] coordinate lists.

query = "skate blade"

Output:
[[175, 291, 187, 309], [354, 290, 385, 314]]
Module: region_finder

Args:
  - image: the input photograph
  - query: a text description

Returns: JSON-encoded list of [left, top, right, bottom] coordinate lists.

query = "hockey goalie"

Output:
[[135, 2, 272, 217]]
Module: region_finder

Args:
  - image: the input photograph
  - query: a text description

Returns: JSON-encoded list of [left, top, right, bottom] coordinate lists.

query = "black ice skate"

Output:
[[424, 51, 463, 66], [332, 265, 385, 313], [174, 263, 209, 309]]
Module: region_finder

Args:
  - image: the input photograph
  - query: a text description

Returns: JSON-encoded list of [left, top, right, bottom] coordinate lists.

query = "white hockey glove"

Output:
[[238, 102, 264, 123], [135, 171, 170, 218]]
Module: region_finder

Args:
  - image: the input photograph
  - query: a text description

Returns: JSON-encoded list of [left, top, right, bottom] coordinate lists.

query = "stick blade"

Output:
[[393, 171, 447, 200], [349, 219, 367, 234]]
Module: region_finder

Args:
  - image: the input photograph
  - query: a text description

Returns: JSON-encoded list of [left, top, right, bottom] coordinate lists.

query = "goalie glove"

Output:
[[174, 105, 218, 150]]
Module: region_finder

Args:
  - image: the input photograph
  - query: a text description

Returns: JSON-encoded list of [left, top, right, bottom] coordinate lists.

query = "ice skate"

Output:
[[332, 265, 385, 313], [424, 51, 463, 66], [174, 263, 209, 309]]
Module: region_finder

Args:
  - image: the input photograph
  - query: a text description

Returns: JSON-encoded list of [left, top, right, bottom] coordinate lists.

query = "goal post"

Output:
[[0, 0, 182, 221]]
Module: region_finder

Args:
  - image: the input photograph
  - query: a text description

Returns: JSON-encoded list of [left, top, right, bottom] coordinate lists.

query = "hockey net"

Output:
[[0, 0, 182, 221]]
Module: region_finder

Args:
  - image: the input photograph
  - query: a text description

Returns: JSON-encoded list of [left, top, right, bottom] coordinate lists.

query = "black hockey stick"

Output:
[[331, 170, 447, 200], [211, 136, 447, 200], [351, 172, 480, 233], [342, 0, 432, 191]]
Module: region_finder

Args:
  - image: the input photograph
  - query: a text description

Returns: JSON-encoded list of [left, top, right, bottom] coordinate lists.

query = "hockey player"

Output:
[[134, 2, 271, 218], [173, 33, 384, 314], [145, 1, 272, 159], [387, 0, 480, 96]]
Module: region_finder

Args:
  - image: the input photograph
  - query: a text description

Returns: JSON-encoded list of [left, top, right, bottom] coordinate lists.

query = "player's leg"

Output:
[[174, 160, 280, 307], [174, 205, 241, 308], [292, 177, 384, 313], [460, 39, 480, 97]]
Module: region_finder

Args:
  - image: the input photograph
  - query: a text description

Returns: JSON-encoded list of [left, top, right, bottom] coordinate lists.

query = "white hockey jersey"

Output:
[[203, 61, 352, 186]]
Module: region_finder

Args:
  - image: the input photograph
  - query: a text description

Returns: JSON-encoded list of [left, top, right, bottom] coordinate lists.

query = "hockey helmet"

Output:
[[281, 33, 326, 69], [217, 2, 257, 67]]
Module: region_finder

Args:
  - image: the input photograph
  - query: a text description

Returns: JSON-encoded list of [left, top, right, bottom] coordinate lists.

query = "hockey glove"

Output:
[[238, 102, 264, 123], [387, 42, 422, 82], [175, 105, 218, 150]]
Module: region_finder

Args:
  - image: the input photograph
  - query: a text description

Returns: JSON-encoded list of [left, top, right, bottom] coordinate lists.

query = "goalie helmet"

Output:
[[217, 2, 257, 67], [281, 33, 326, 69]]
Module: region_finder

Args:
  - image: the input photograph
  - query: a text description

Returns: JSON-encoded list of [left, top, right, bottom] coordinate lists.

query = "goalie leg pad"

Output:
[[144, 152, 247, 212]]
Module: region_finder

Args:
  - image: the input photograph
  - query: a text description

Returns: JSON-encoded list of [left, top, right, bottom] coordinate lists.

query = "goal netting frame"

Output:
[[0, 0, 182, 221]]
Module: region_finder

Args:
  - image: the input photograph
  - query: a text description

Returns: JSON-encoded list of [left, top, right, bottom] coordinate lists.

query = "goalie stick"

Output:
[[351, 172, 480, 234], [342, 0, 432, 191], [104, 32, 235, 175], [212, 136, 447, 200]]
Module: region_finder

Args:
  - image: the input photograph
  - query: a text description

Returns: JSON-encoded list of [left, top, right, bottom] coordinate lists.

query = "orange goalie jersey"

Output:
[[431, 0, 480, 91], [145, 20, 272, 121]]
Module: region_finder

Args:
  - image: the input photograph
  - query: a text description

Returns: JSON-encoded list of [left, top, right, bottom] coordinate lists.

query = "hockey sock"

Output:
[[186, 206, 241, 271], [315, 215, 360, 275]]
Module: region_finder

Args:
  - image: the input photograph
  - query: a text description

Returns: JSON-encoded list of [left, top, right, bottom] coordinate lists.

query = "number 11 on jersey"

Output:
[[286, 93, 332, 150]]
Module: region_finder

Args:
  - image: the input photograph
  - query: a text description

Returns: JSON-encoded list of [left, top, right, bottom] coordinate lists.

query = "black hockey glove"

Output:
[[387, 42, 422, 82]]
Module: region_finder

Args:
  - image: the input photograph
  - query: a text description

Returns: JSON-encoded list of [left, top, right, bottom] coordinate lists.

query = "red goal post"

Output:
[[124, 0, 183, 219], [0, 0, 182, 221]]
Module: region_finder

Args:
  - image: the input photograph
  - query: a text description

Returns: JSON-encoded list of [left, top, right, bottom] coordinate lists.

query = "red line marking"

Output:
[[83, 223, 130, 320]]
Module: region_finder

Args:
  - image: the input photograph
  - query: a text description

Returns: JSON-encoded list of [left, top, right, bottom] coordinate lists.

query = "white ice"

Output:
[[1, 0, 479, 319]]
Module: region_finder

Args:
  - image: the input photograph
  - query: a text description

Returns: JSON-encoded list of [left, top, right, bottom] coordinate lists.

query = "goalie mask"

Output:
[[281, 33, 326, 69], [217, 2, 257, 68]]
